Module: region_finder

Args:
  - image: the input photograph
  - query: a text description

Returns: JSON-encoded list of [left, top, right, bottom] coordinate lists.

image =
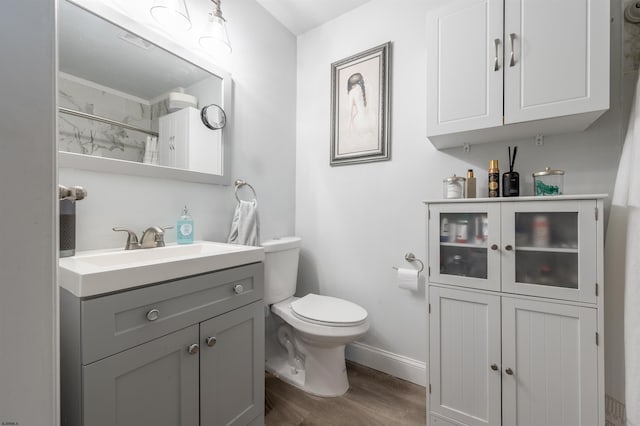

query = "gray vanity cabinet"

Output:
[[61, 263, 265, 426], [83, 325, 200, 426], [200, 302, 264, 425]]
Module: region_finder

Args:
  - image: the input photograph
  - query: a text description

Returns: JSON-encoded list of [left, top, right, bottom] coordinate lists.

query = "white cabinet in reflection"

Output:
[[158, 107, 222, 175]]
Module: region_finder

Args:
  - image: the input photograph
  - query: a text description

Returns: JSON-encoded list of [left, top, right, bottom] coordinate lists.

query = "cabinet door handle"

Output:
[[505, 245, 513, 251], [233, 284, 244, 294], [490, 363, 499, 371], [187, 343, 199, 355], [493, 38, 501, 71], [146, 309, 160, 321], [205, 337, 217, 347], [509, 33, 516, 67], [490, 244, 499, 251], [505, 367, 514, 375]]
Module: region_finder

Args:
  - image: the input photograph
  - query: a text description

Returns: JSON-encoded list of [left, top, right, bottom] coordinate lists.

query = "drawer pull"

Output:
[[206, 337, 217, 347], [490, 244, 498, 251], [187, 344, 200, 355], [505, 367, 514, 375], [505, 245, 513, 251], [490, 363, 499, 371], [233, 284, 244, 294], [146, 309, 160, 321]]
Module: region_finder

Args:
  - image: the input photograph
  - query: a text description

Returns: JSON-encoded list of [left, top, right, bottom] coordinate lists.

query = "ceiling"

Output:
[[255, 0, 372, 35]]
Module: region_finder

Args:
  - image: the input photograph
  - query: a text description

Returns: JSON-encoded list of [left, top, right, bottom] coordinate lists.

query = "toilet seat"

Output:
[[290, 294, 368, 327]]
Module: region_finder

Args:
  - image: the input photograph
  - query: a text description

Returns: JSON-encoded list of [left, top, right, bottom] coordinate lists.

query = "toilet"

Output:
[[262, 237, 369, 397]]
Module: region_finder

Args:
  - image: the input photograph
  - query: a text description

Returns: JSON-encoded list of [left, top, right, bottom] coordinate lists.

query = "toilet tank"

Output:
[[261, 237, 301, 305]]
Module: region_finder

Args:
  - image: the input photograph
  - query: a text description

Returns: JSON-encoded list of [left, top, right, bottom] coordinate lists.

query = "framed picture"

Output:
[[330, 42, 391, 166]]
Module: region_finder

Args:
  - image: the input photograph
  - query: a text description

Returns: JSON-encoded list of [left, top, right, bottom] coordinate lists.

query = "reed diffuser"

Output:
[[502, 146, 520, 197]]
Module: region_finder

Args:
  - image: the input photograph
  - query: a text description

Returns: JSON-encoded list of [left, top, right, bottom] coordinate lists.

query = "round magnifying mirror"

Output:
[[201, 104, 227, 130]]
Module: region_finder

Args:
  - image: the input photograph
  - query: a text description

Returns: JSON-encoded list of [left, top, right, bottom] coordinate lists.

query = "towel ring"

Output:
[[234, 179, 257, 203]]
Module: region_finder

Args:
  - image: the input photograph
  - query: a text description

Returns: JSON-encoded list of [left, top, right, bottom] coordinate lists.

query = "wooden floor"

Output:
[[264, 362, 426, 426]]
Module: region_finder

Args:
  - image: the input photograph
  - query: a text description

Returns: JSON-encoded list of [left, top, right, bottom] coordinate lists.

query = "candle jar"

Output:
[[443, 175, 466, 199]]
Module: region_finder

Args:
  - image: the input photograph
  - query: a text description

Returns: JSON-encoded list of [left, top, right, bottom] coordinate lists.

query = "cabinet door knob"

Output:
[[233, 284, 244, 294], [187, 344, 199, 355], [505, 245, 513, 251], [206, 337, 217, 347], [490, 363, 499, 371], [505, 367, 514, 375], [146, 309, 160, 321], [490, 244, 499, 251]]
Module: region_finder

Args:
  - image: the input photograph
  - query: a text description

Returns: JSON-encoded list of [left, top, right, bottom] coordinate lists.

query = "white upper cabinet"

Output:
[[426, 0, 609, 149], [426, 0, 504, 135]]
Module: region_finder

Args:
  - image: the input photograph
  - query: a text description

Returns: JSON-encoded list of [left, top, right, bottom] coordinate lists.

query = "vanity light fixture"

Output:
[[199, 0, 231, 54], [150, 0, 192, 32]]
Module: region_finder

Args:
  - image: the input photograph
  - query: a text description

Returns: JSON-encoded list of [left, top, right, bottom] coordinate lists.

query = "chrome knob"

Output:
[[206, 337, 217, 347], [490, 363, 499, 371], [146, 309, 160, 321], [505, 245, 513, 251], [505, 367, 514, 375], [233, 284, 244, 294], [187, 344, 199, 355], [490, 244, 499, 251]]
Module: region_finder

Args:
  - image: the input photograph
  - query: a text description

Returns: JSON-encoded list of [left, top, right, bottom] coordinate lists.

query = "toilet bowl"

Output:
[[262, 237, 370, 397]]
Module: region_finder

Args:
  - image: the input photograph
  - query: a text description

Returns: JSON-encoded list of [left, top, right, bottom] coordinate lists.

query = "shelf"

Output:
[[440, 242, 487, 249], [516, 246, 578, 254]]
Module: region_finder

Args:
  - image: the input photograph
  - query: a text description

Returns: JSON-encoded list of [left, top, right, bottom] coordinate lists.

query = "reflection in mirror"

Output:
[[58, 0, 230, 183]]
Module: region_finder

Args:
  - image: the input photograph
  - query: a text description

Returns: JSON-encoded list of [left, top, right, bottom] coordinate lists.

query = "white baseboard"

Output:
[[345, 341, 426, 387]]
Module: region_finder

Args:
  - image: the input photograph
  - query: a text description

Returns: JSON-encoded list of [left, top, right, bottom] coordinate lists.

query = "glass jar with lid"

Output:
[[443, 175, 466, 199], [533, 167, 564, 196]]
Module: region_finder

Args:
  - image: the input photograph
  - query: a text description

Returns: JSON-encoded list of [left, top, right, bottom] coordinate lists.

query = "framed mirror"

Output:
[[58, 0, 232, 185]]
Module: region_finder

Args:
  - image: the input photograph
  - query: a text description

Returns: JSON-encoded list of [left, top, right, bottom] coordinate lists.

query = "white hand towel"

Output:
[[227, 200, 260, 246]]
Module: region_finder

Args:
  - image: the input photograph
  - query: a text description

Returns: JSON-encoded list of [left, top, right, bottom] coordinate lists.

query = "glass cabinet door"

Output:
[[501, 200, 597, 303], [428, 203, 501, 291]]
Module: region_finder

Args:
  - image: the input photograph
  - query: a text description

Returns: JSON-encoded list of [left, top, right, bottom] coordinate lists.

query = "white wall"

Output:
[[60, 0, 297, 251], [296, 0, 624, 387], [0, 1, 58, 425]]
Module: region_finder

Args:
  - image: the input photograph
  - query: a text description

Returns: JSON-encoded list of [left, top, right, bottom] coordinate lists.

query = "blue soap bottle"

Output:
[[177, 205, 194, 244]]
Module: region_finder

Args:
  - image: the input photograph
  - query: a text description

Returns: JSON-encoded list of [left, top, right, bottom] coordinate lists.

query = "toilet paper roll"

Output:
[[396, 267, 419, 291]]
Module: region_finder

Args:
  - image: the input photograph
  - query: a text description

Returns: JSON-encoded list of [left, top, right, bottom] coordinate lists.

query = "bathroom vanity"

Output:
[[59, 243, 265, 426], [424, 195, 605, 426]]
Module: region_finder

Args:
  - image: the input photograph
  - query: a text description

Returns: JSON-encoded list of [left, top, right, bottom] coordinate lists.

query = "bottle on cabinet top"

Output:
[[488, 160, 500, 198], [466, 169, 476, 198]]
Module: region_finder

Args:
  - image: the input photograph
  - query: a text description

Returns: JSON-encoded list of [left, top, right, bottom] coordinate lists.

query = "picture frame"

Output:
[[330, 42, 391, 166]]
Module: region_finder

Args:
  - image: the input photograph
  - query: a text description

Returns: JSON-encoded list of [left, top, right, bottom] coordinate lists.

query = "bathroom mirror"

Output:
[[57, 0, 232, 185]]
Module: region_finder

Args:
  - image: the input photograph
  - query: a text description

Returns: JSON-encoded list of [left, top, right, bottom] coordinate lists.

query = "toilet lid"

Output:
[[290, 294, 368, 326]]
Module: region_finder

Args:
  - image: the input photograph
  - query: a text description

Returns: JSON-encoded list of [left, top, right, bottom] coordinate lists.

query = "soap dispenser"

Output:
[[177, 205, 194, 244]]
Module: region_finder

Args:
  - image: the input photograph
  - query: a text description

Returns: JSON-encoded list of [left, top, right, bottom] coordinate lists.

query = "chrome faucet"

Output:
[[113, 226, 173, 250]]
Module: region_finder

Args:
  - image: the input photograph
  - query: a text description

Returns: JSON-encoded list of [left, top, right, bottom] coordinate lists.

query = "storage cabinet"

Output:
[[61, 263, 265, 426], [426, 0, 609, 148], [425, 195, 605, 426]]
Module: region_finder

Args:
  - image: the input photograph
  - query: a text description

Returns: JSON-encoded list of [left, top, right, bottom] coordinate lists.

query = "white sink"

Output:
[[59, 241, 264, 297]]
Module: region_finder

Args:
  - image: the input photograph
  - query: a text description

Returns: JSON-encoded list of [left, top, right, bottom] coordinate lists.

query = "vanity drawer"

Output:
[[81, 262, 263, 365]]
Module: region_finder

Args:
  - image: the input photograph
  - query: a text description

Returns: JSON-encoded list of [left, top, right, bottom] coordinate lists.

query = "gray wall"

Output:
[[0, 0, 59, 425]]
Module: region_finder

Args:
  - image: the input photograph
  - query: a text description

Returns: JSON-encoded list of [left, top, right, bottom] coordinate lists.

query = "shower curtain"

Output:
[[606, 70, 640, 424]]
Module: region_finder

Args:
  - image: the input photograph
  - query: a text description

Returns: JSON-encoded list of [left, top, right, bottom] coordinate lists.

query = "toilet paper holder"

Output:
[[392, 253, 425, 274]]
